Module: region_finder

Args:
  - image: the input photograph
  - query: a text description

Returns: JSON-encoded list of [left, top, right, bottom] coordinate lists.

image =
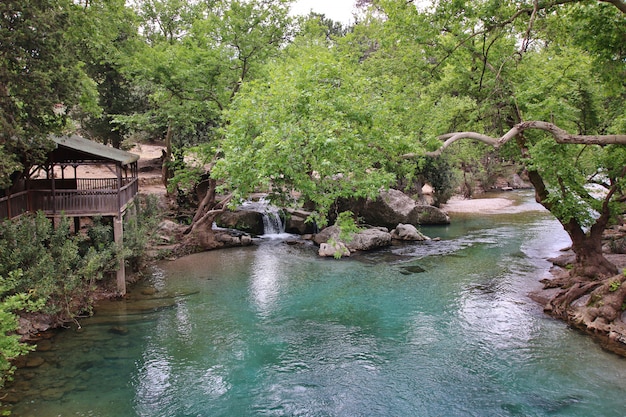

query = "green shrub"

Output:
[[124, 194, 162, 272], [0, 212, 122, 388], [0, 270, 43, 389], [335, 211, 361, 243]]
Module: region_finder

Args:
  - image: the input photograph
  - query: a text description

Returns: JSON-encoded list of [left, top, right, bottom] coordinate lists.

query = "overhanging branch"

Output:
[[405, 121, 626, 158], [600, 0, 626, 14]]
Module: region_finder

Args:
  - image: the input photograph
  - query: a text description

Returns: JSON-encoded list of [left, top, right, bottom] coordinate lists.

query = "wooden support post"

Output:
[[114, 216, 126, 295]]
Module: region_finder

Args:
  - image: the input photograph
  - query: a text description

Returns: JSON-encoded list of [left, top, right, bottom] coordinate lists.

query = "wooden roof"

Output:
[[50, 135, 139, 166]]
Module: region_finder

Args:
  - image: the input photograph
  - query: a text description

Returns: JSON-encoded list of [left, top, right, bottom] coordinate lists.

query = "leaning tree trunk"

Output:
[[527, 169, 618, 279], [564, 218, 618, 279], [181, 178, 233, 249]]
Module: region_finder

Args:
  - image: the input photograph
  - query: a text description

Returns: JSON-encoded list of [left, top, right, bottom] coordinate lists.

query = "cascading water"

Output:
[[240, 198, 285, 236]]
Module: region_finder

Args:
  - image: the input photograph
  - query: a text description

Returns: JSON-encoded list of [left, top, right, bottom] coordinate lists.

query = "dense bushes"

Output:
[[0, 213, 119, 387], [0, 194, 160, 388]]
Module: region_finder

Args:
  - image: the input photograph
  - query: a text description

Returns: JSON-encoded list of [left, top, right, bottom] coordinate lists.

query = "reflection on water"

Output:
[[7, 191, 626, 417], [249, 245, 284, 317]]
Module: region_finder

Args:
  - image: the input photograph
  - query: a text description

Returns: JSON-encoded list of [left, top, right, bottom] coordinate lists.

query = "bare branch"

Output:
[[520, 0, 539, 54], [404, 121, 626, 159]]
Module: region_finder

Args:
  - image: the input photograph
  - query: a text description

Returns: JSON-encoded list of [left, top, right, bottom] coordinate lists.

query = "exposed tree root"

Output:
[[541, 271, 626, 357]]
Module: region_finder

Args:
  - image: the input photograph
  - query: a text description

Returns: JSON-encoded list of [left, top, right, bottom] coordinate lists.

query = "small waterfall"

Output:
[[240, 198, 286, 236]]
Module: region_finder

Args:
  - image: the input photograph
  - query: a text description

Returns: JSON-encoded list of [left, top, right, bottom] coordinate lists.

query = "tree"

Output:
[[425, 122, 626, 278], [68, 0, 147, 148], [213, 25, 413, 226], [0, 0, 97, 187], [214, 0, 626, 285], [120, 0, 293, 188]]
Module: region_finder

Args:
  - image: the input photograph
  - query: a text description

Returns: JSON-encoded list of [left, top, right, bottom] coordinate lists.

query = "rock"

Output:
[[319, 241, 350, 258], [548, 253, 576, 268], [359, 189, 450, 229], [36, 339, 53, 352], [41, 387, 65, 401], [399, 265, 426, 274], [511, 173, 532, 189], [314, 225, 392, 253], [345, 228, 392, 252], [408, 204, 450, 225], [1, 391, 21, 404], [141, 287, 157, 296], [285, 208, 317, 234], [215, 210, 264, 235], [313, 225, 341, 246], [158, 219, 181, 233], [391, 223, 430, 241], [17, 315, 53, 335], [108, 326, 129, 336], [25, 356, 45, 368]]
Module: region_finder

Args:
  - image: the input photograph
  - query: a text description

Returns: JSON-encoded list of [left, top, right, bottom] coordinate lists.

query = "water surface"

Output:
[[9, 192, 626, 416]]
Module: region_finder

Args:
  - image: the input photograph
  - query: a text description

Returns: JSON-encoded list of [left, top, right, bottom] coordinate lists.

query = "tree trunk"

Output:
[[527, 169, 618, 279], [161, 122, 173, 189], [566, 219, 618, 279]]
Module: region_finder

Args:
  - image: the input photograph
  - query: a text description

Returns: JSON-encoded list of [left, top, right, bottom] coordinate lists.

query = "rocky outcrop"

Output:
[[285, 208, 317, 235], [362, 189, 450, 228], [347, 228, 393, 251], [215, 210, 264, 235]]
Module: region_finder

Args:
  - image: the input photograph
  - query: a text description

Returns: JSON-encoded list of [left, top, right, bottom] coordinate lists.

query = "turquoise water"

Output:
[[8, 193, 626, 416]]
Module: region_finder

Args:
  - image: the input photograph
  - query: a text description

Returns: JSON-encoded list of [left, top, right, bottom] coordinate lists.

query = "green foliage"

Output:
[[0, 0, 96, 185], [119, 0, 292, 149], [123, 194, 162, 272], [0, 270, 41, 389], [608, 280, 621, 292], [335, 211, 361, 243], [0, 212, 124, 386], [414, 156, 459, 206], [213, 35, 402, 224]]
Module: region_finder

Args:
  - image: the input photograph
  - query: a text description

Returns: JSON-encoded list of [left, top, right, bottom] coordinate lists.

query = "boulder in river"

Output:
[[314, 225, 392, 255], [391, 223, 431, 241]]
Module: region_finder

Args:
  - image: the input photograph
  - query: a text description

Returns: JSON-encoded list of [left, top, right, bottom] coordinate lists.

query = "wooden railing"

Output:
[[0, 191, 29, 219], [0, 177, 138, 219]]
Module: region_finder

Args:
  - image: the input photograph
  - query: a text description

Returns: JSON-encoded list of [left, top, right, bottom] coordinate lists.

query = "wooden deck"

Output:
[[0, 177, 138, 219]]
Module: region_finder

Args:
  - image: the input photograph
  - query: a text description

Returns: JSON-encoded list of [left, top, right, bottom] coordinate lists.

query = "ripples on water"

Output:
[[8, 192, 626, 417]]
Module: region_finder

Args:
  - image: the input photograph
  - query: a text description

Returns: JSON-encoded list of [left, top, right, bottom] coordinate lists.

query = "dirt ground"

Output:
[[130, 143, 168, 195], [75, 142, 167, 195]]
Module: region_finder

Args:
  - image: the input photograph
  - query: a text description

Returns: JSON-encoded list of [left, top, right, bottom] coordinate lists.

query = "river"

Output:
[[7, 191, 626, 416]]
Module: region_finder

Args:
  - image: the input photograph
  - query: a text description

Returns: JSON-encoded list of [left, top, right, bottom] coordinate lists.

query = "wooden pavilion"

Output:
[[0, 135, 140, 294]]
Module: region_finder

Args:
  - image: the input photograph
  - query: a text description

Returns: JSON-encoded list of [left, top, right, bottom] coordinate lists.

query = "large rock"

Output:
[[313, 225, 392, 254], [360, 189, 450, 229], [391, 223, 430, 241], [285, 208, 317, 235], [347, 228, 392, 251], [215, 210, 264, 235], [319, 241, 350, 258]]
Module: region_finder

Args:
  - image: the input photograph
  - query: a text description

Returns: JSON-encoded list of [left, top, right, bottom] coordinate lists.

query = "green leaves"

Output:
[[214, 37, 406, 223]]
